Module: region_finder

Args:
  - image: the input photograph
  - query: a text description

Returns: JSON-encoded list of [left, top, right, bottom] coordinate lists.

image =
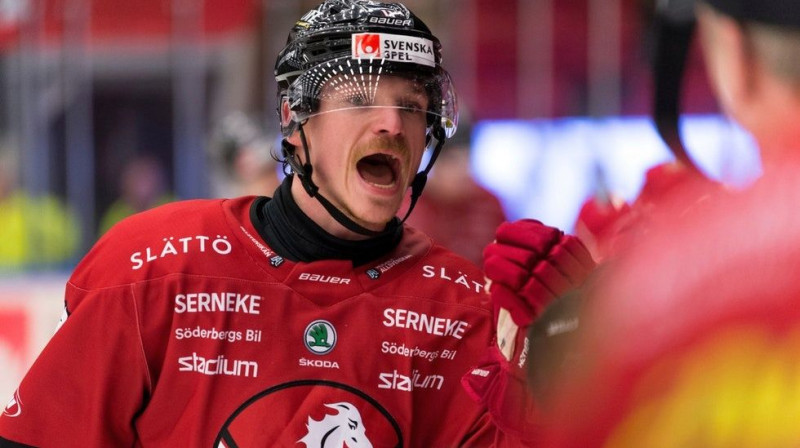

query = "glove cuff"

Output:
[[462, 344, 543, 442]]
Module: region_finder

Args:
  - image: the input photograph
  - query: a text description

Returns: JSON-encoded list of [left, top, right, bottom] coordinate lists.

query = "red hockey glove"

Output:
[[483, 219, 595, 327]]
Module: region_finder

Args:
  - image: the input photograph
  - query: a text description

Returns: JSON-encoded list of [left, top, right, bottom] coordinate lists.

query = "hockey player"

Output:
[[0, 1, 592, 446], [543, 0, 800, 445]]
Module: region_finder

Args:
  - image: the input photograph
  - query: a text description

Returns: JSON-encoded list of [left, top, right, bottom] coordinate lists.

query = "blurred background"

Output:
[[0, 0, 760, 400]]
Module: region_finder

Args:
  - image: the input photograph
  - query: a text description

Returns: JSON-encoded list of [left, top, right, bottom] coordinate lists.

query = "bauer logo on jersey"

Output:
[[298, 273, 351, 284], [352, 33, 435, 67], [304, 320, 337, 355]]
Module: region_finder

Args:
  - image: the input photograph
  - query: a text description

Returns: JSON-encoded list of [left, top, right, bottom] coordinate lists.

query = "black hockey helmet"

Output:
[[703, 0, 800, 28], [274, 0, 457, 140]]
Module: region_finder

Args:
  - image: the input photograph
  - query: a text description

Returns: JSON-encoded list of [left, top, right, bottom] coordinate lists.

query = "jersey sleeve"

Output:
[[0, 281, 151, 447]]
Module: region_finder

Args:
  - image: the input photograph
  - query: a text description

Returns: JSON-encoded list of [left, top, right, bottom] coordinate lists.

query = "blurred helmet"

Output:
[[274, 0, 457, 140], [210, 112, 276, 176], [702, 0, 800, 28]]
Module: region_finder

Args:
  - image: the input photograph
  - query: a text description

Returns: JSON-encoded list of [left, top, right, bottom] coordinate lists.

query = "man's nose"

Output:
[[371, 106, 404, 136]]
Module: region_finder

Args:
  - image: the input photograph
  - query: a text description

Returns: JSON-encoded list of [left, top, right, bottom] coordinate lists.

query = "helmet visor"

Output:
[[284, 53, 458, 140]]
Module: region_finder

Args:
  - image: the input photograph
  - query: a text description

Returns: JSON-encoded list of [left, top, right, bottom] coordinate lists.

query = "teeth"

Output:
[[366, 180, 396, 189]]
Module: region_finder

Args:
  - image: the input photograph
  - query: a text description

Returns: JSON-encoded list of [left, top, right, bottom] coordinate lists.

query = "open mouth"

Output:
[[356, 153, 401, 189]]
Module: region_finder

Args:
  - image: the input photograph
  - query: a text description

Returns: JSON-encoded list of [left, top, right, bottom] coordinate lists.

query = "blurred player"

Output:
[[544, 0, 800, 445], [209, 112, 281, 198]]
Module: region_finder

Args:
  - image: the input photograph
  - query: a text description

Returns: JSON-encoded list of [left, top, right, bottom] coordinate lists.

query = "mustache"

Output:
[[354, 135, 411, 159]]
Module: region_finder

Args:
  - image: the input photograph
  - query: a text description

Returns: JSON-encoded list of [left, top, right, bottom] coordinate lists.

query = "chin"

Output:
[[352, 208, 397, 231], [359, 215, 395, 231], [356, 195, 401, 217]]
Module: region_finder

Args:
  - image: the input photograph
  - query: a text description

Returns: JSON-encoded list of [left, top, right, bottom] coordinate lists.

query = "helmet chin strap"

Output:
[[400, 125, 446, 223], [285, 123, 446, 238]]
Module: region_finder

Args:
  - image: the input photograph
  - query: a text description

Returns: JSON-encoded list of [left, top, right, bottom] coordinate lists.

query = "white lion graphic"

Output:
[[298, 402, 373, 448]]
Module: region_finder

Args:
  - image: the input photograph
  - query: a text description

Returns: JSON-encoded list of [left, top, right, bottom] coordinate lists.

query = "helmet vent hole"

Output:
[[329, 7, 340, 14]]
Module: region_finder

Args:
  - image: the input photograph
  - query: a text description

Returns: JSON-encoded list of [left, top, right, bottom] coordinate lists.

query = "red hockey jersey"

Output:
[[0, 197, 523, 447]]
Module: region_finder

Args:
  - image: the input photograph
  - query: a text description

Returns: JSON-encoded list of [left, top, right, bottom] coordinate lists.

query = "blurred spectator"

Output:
[[98, 153, 173, 236], [0, 149, 79, 270], [404, 120, 507, 266], [209, 112, 281, 198]]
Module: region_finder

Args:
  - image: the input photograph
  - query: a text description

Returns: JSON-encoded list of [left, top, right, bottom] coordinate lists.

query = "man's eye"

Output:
[[347, 94, 369, 106], [400, 101, 425, 113]]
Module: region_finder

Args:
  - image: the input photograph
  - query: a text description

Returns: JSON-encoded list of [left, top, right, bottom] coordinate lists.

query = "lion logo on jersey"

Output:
[[3, 389, 22, 418], [298, 402, 373, 447]]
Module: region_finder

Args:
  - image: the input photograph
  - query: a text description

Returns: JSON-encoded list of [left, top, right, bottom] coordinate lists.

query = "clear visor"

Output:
[[284, 56, 458, 139]]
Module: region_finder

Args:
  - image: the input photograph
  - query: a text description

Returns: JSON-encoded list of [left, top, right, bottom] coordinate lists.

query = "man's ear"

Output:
[[286, 130, 302, 148], [280, 100, 302, 147], [720, 15, 755, 105], [697, 8, 753, 120]]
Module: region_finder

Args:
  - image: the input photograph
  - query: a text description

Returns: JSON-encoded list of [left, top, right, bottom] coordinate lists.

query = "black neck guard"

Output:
[[250, 176, 404, 266]]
